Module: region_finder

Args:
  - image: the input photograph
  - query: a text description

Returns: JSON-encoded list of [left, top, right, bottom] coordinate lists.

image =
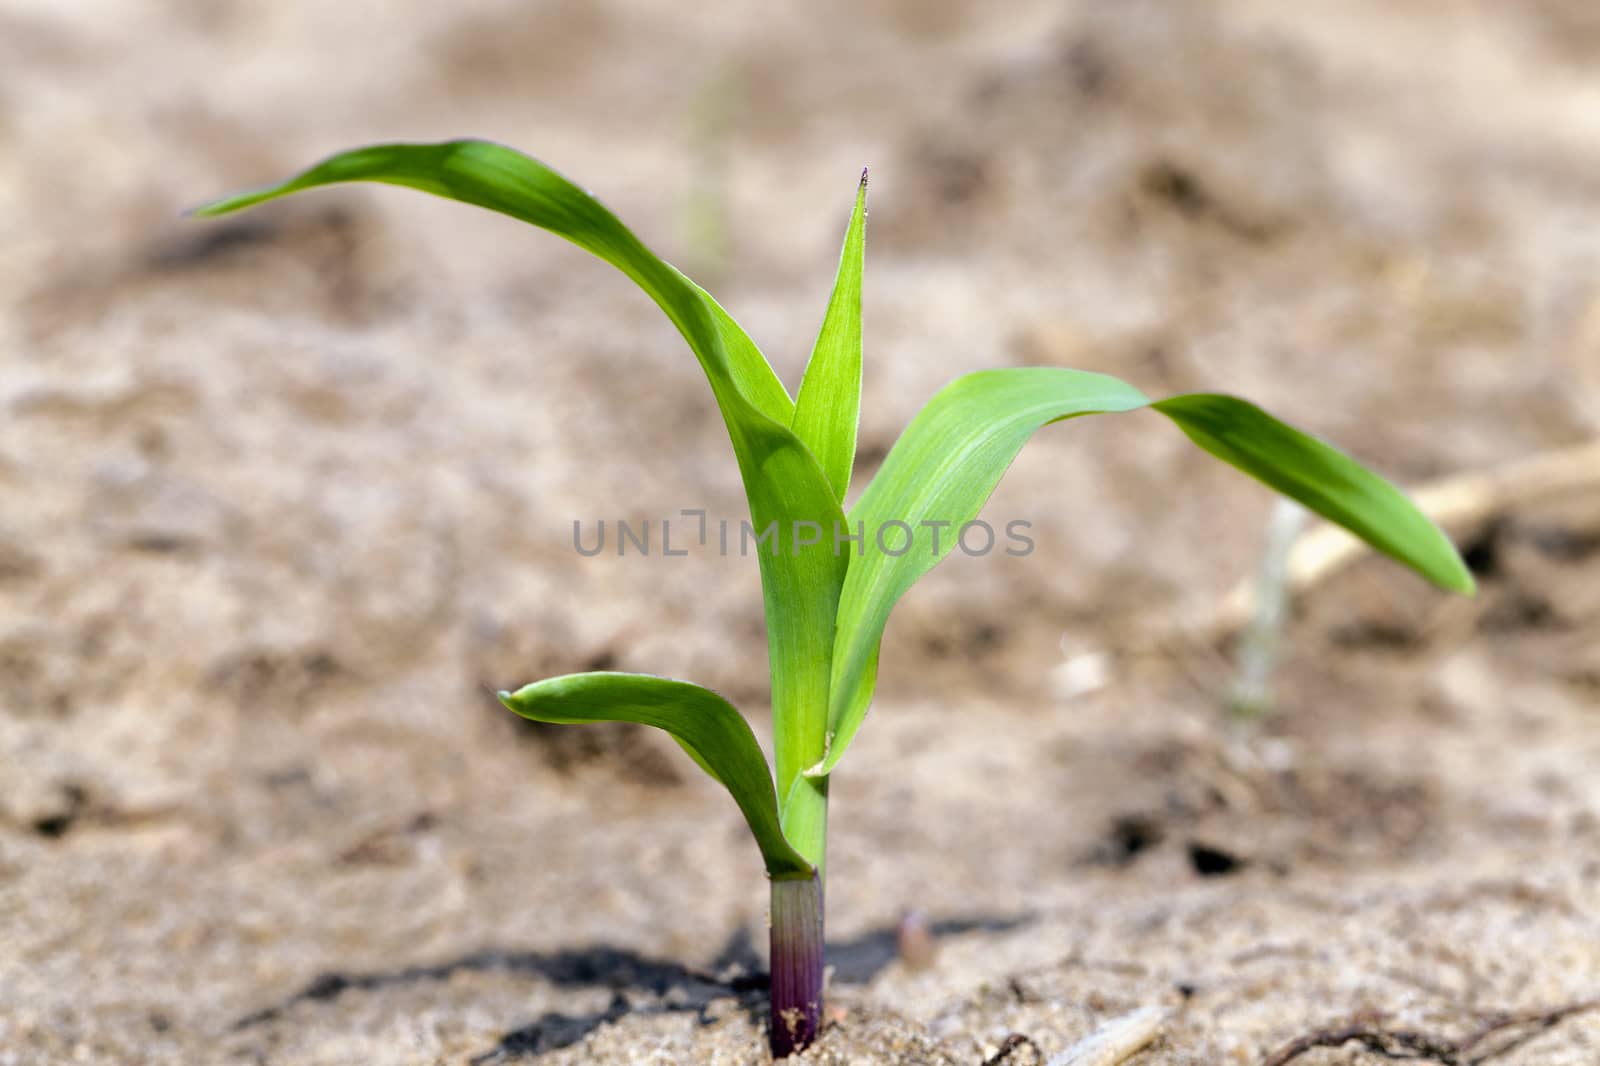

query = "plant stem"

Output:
[[778, 774, 829, 875], [769, 871, 824, 1058], [1228, 498, 1306, 723], [771, 686, 829, 1056]]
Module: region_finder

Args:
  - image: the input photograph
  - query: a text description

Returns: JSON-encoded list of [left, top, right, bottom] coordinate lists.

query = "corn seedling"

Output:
[[195, 141, 1474, 1058]]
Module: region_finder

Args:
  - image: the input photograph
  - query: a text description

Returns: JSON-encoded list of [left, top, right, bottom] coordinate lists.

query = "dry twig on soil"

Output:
[[1046, 1006, 1165, 1066], [1261, 999, 1600, 1066], [1216, 440, 1600, 636]]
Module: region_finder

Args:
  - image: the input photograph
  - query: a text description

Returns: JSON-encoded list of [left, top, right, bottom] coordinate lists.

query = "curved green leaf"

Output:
[[500, 672, 812, 879], [813, 368, 1474, 777], [815, 368, 1151, 776], [196, 141, 846, 867], [195, 140, 795, 425], [1150, 394, 1474, 595], [792, 171, 867, 501]]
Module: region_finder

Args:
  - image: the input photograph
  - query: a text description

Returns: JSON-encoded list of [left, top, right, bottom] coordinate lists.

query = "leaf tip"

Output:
[[1428, 536, 1476, 597], [859, 166, 869, 189], [188, 191, 263, 219]]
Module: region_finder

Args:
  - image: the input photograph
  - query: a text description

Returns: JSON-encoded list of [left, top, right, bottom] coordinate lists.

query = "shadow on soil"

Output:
[[230, 913, 1034, 1060]]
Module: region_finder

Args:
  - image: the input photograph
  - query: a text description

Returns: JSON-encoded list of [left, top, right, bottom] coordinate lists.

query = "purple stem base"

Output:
[[769, 873, 824, 1058]]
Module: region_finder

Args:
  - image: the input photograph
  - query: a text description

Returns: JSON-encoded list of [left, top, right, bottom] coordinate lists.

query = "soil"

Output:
[[2, 2, 1598, 1064]]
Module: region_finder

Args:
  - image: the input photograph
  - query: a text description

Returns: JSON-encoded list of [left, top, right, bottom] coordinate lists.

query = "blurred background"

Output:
[[2, 1, 1598, 1063]]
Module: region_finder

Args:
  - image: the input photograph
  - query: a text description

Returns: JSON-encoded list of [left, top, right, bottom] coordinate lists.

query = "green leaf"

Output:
[[196, 142, 848, 869], [1150, 394, 1475, 595], [791, 171, 868, 501], [194, 140, 796, 426], [814, 368, 1474, 777], [817, 369, 1151, 776], [500, 673, 813, 879]]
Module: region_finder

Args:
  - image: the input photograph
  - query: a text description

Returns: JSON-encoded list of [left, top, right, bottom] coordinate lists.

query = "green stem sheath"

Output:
[[772, 727, 828, 1057], [778, 773, 829, 876]]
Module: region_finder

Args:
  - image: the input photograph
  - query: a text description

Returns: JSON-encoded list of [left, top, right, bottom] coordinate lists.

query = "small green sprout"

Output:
[[195, 141, 1474, 1058]]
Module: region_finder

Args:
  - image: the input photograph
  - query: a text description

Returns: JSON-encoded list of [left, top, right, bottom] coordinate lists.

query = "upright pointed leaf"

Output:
[[791, 171, 867, 501], [814, 367, 1473, 777], [196, 141, 848, 866], [500, 673, 813, 879]]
